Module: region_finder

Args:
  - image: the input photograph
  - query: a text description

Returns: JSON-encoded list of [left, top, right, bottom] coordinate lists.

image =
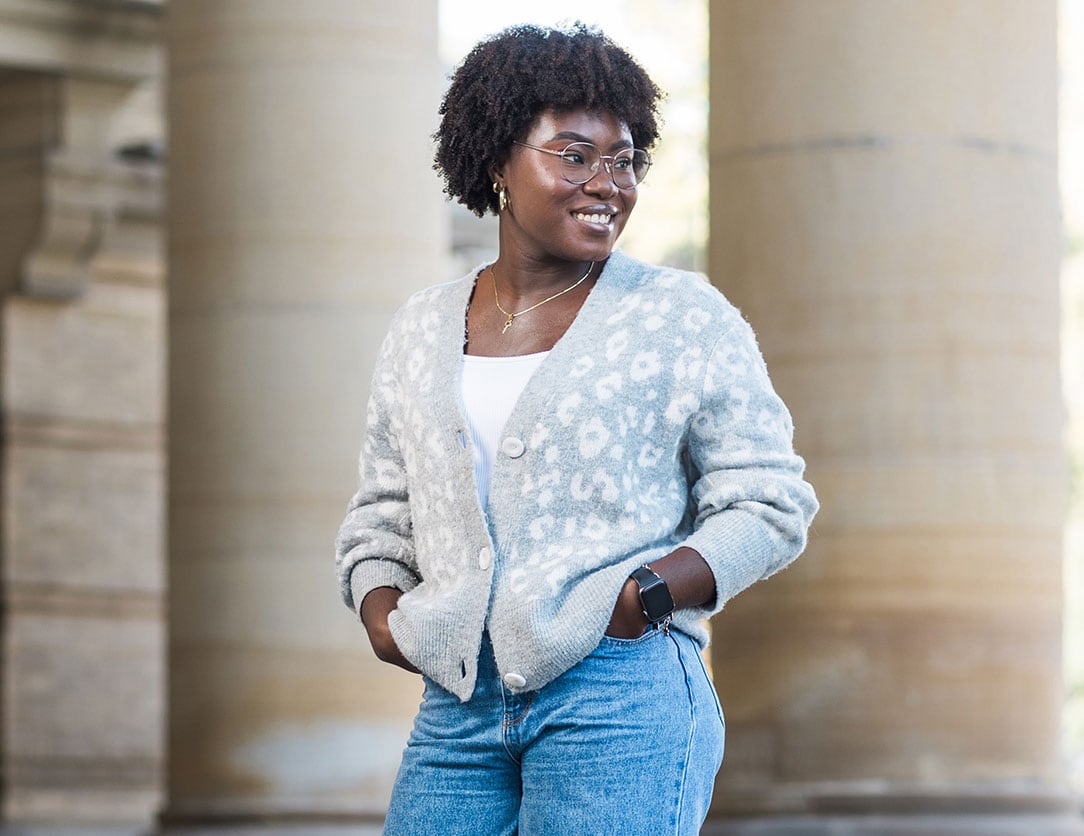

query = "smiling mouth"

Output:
[[574, 212, 613, 225]]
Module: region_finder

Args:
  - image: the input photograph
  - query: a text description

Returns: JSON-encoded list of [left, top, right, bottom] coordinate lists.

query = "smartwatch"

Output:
[[630, 565, 675, 629]]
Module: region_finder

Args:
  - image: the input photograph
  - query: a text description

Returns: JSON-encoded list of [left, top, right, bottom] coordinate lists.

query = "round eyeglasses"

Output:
[[514, 141, 651, 189]]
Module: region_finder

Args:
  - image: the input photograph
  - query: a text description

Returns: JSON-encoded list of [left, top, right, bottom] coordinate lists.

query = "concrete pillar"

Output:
[[707, 2, 1074, 833], [163, 1, 445, 828], [0, 2, 166, 826]]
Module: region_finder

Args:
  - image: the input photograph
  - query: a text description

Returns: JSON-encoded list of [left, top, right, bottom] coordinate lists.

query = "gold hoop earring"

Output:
[[493, 181, 509, 213]]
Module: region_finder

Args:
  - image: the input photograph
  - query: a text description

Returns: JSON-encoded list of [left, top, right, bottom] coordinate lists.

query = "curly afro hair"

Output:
[[434, 23, 664, 217]]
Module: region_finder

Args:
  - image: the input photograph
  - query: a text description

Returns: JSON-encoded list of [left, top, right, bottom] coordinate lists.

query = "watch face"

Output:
[[640, 579, 674, 620]]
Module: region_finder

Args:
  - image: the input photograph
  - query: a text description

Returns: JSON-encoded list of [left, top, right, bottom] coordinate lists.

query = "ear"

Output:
[[488, 164, 504, 189]]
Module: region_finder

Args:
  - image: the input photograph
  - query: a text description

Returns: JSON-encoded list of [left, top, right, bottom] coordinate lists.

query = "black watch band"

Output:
[[630, 565, 675, 628]]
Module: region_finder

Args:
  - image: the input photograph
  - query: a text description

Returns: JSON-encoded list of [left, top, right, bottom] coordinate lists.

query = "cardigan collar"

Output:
[[428, 249, 642, 473]]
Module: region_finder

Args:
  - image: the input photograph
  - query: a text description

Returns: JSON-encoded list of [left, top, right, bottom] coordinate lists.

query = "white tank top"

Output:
[[460, 351, 549, 508]]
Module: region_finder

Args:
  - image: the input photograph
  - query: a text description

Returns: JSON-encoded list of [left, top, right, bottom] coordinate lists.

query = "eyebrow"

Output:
[[550, 130, 634, 151]]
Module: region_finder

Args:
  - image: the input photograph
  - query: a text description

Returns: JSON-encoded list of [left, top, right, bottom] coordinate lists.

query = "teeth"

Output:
[[576, 212, 612, 224]]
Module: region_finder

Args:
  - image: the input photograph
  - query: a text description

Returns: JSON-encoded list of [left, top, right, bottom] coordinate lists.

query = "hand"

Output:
[[605, 577, 650, 639], [360, 587, 420, 674]]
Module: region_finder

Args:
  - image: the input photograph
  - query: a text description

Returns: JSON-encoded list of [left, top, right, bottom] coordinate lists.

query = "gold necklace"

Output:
[[491, 261, 595, 334]]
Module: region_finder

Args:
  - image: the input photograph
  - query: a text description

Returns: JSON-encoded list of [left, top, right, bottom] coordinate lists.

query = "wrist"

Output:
[[607, 579, 650, 638], [360, 586, 402, 629], [629, 565, 675, 628], [644, 547, 716, 611]]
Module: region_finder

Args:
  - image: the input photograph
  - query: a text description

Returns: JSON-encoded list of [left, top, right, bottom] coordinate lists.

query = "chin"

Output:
[[578, 234, 621, 259]]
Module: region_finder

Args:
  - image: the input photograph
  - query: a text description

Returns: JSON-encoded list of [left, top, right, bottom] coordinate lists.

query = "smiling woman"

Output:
[[335, 22, 818, 836]]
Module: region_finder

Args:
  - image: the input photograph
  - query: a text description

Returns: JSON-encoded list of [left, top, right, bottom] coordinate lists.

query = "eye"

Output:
[[613, 156, 634, 171], [558, 142, 597, 168]]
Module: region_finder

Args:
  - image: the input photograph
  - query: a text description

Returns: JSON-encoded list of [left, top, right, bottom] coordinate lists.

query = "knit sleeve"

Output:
[[334, 327, 420, 616], [679, 315, 818, 617]]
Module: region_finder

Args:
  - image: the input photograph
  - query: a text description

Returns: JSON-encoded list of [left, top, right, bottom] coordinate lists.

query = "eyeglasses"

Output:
[[514, 141, 651, 189]]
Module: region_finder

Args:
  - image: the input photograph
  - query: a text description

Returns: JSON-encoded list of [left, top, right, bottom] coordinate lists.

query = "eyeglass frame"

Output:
[[512, 140, 652, 189]]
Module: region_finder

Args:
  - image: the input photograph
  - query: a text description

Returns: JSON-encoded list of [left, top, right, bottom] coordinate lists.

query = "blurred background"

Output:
[[0, 1, 1080, 834]]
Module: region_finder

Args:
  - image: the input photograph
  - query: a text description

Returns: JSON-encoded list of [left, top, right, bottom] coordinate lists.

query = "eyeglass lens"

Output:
[[558, 142, 650, 188]]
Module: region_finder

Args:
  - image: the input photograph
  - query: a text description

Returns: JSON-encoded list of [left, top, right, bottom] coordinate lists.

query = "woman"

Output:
[[336, 23, 818, 836]]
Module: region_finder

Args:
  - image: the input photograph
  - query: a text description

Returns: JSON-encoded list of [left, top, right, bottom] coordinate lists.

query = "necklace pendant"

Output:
[[501, 315, 514, 334]]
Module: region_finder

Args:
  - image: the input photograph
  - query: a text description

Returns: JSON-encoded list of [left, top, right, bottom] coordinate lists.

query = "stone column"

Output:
[[163, 1, 445, 828], [0, 1, 166, 827], [706, 2, 1073, 833]]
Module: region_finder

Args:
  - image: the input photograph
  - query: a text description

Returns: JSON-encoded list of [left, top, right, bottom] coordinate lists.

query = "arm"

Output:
[[607, 547, 714, 638], [334, 329, 421, 670], [679, 316, 818, 616], [608, 316, 817, 636], [360, 587, 420, 673]]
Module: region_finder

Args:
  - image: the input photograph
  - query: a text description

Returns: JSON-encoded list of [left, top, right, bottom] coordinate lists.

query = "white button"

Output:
[[501, 436, 526, 458], [503, 672, 527, 689], [478, 547, 492, 570]]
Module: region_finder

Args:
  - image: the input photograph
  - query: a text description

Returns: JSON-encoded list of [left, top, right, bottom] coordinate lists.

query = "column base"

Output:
[[157, 807, 385, 834], [160, 829, 380, 836], [702, 814, 1084, 835]]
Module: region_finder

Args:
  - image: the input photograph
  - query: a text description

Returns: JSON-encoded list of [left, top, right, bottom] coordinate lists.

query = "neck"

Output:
[[490, 255, 601, 304]]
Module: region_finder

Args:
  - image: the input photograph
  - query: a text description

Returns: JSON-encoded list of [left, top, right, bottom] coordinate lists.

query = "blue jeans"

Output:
[[384, 628, 725, 836]]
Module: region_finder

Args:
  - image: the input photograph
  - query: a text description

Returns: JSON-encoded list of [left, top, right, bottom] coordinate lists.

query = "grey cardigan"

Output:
[[336, 251, 818, 701]]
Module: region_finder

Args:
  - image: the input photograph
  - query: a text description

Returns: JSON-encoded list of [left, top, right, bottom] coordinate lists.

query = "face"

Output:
[[495, 108, 640, 265]]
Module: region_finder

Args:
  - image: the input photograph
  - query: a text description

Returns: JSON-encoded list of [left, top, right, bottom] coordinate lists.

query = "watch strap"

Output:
[[630, 565, 675, 628]]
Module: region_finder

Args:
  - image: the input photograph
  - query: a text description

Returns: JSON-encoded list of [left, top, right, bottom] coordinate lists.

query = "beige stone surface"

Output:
[[708, 0, 1066, 820], [0, 71, 51, 295], [0, 281, 165, 825], [3, 283, 163, 426], [710, 0, 1055, 152], [0, 16, 166, 830], [58, 77, 162, 153], [4, 612, 162, 759], [0, 69, 58, 150], [165, 0, 445, 820], [3, 443, 162, 591], [19, 148, 164, 299], [0, 154, 42, 295], [0, 0, 162, 80], [1, 610, 162, 823], [168, 645, 420, 814]]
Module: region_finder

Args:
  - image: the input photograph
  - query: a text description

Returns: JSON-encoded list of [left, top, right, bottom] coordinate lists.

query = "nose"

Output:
[[583, 160, 618, 196]]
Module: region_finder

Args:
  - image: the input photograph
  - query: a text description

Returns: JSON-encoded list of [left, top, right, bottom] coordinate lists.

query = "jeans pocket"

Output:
[[597, 626, 662, 648]]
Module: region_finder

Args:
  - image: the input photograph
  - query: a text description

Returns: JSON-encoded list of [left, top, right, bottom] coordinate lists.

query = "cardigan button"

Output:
[[501, 436, 526, 458], [503, 672, 527, 689], [478, 547, 492, 570]]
